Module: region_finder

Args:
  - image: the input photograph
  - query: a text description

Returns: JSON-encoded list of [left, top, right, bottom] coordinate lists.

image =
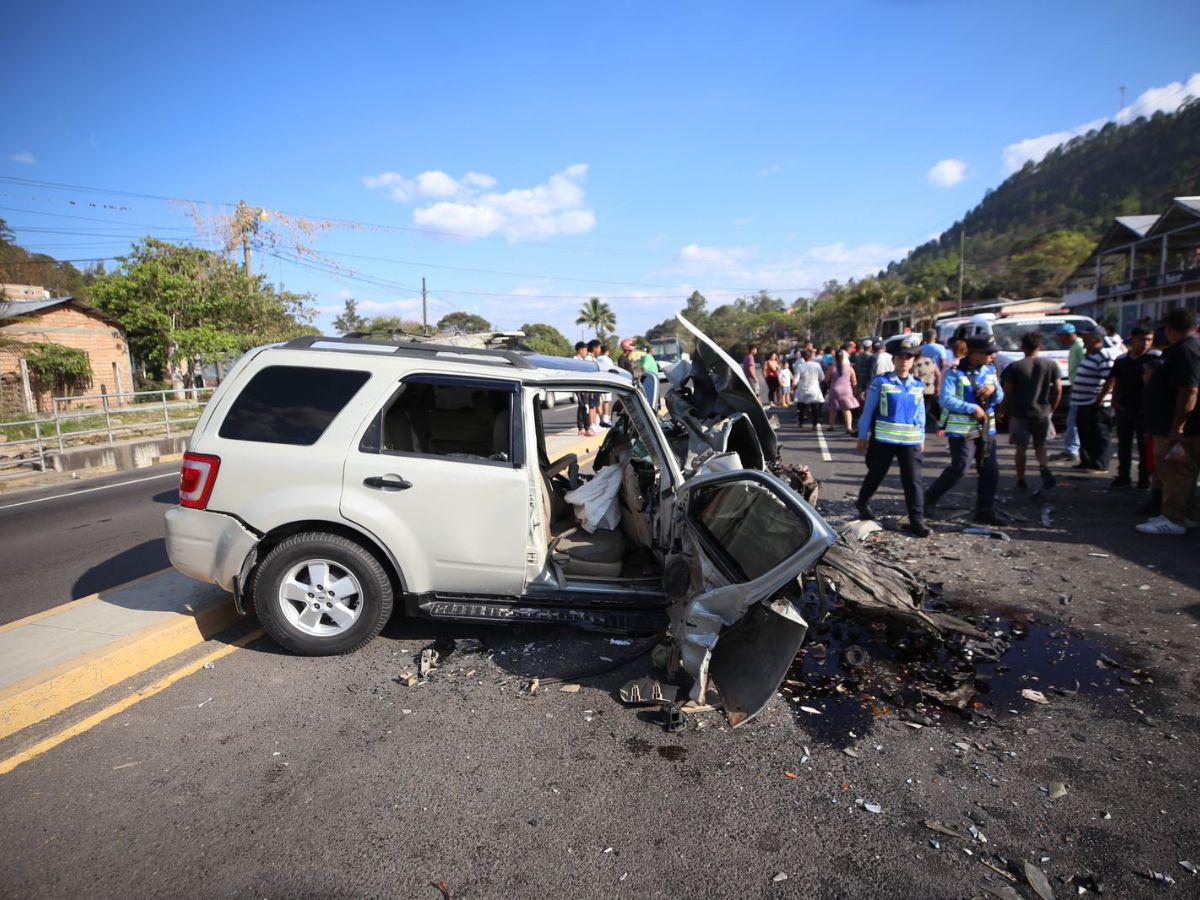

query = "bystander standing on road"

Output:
[[778, 356, 793, 407], [852, 340, 876, 401], [855, 336, 930, 537], [1105, 326, 1154, 490], [594, 342, 615, 427], [1071, 328, 1121, 472], [1000, 331, 1061, 492], [913, 347, 941, 432], [764, 352, 781, 406], [743, 344, 759, 399], [1055, 323, 1087, 463], [793, 349, 825, 428], [920, 329, 947, 371], [1137, 307, 1200, 535], [925, 337, 1005, 524], [873, 336, 894, 377], [574, 341, 593, 435], [825, 345, 860, 433]]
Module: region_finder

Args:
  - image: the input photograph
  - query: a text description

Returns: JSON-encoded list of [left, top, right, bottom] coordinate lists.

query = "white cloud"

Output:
[[757, 164, 783, 177], [410, 164, 596, 242], [1002, 72, 1200, 173], [463, 171, 497, 189], [668, 240, 910, 291], [9, 150, 36, 165], [734, 216, 750, 226], [926, 158, 970, 188]]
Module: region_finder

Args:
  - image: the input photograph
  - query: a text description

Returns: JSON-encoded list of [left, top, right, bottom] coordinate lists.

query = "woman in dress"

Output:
[[792, 348, 825, 429], [763, 353, 781, 406], [824, 345, 859, 433]]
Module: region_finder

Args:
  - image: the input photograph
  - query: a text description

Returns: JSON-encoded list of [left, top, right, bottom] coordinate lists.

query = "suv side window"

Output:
[[219, 365, 371, 445], [361, 374, 522, 466]]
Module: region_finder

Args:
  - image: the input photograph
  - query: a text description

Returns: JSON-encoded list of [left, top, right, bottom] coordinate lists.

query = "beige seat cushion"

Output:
[[555, 526, 625, 577]]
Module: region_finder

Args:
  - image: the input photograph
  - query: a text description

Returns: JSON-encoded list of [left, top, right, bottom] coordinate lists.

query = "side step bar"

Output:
[[415, 597, 667, 634]]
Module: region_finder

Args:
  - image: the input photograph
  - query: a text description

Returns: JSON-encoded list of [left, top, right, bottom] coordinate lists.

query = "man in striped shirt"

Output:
[[1070, 329, 1122, 471]]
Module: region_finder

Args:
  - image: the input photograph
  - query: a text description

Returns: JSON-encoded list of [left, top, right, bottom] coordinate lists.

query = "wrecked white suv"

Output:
[[165, 316, 836, 725]]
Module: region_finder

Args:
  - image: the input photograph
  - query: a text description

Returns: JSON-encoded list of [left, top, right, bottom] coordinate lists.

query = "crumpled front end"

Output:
[[665, 469, 835, 727]]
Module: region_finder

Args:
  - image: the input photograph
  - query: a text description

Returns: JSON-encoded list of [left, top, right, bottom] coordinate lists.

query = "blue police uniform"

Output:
[[856, 367, 927, 527], [926, 353, 1006, 520]]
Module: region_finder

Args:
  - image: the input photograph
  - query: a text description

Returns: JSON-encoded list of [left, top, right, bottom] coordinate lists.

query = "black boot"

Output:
[[972, 510, 1006, 526], [1040, 467, 1056, 490], [856, 502, 875, 521], [903, 519, 931, 538]]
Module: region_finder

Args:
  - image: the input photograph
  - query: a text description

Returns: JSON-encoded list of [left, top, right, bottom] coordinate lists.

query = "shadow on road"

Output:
[[152, 489, 178, 505], [72, 539, 169, 599]]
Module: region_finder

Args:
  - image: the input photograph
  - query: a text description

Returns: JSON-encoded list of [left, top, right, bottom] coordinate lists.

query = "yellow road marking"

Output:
[[0, 629, 264, 777], [0, 591, 238, 741], [0, 568, 172, 635]]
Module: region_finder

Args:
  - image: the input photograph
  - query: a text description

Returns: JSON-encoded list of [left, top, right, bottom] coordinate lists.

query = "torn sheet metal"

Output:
[[816, 535, 985, 639], [670, 314, 779, 463]]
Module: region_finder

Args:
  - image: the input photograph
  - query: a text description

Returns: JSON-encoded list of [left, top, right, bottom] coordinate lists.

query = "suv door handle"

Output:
[[363, 474, 412, 491]]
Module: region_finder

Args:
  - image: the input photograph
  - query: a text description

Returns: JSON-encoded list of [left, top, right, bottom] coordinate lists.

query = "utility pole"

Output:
[[421, 277, 429, 335], [957, 229, 965, 314], [242, 235, 251, 282]]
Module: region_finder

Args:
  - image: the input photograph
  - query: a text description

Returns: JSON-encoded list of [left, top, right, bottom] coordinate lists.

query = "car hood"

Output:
[[671, 314, 779, 462]]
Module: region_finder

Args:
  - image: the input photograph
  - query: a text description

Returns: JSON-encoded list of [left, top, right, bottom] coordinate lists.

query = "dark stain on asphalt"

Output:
[[782, 589, 1145, 747], [656, 745, 687, 761], [625, 736, 653, 755]]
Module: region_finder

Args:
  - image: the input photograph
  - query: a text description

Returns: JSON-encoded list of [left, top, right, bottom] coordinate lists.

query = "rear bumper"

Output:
[[165, 506, 258, 592]]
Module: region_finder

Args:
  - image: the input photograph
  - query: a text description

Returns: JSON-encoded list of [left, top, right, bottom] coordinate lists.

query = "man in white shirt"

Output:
[[873, 338, 894, 377]]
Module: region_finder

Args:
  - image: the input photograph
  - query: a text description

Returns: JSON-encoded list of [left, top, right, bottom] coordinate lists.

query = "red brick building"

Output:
[[1, 292, 134, 413]]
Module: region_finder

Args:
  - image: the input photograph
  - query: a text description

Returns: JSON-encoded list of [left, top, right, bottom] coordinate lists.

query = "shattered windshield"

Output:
[[689, 480, 811, 581]]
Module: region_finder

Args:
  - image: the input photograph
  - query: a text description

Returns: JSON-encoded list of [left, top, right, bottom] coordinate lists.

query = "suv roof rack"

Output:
[[280, 335, 536, 370]]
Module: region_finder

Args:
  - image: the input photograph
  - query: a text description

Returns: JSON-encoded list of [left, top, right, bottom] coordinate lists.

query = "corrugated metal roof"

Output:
[[3, 297, 74, 316], [1114, 215, 1160, 237], [1174, 196, 1200, 215]]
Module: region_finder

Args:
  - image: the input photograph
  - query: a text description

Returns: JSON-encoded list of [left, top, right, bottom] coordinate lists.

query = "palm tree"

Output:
[[575, 297, 616, 339]]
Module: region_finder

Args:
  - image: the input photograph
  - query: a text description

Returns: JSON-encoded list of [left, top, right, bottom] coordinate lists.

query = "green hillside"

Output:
[[888, 99, 1200, 298]]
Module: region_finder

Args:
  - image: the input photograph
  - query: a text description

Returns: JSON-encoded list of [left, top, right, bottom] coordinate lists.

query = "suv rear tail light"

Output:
[[179, 452, 221, 510]]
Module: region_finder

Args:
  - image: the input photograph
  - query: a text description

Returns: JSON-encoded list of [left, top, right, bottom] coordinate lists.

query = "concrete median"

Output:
[[0, 571, 237, 741]]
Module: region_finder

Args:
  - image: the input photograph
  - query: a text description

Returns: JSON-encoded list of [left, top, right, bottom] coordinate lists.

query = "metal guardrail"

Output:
[[0, 387, 215, 476]]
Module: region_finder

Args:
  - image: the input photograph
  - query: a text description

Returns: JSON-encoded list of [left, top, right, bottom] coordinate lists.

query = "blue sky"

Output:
[[3, 1, 1199, 340]]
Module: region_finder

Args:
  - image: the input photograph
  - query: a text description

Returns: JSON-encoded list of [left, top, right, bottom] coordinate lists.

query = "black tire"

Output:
[[252, 531, 394, 655]]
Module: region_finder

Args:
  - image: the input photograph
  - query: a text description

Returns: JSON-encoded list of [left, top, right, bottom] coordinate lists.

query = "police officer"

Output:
[[856, 336, 930, 537], [925, 336, 1006, 524]]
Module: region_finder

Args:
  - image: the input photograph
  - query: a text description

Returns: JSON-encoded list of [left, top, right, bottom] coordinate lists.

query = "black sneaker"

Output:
[[972, 510, 1006, 526], [903, 519, 932, 538], [1136, 480, 1151, 491], [856, 503, 875, 521], [1110, 477, 1133, 490], [1015, 478, 1028, 491], [1040, 467, 1057, 490]]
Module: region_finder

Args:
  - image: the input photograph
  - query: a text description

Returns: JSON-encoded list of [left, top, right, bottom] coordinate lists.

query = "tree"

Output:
[[519, 322, 571, 356], [333, 298, 369, 335], [23, 342, 92, 396], [1010, 230, 1095, 296], [683, 290, 708, 320], [364, 316, 423, 337], [436, 311, 492, 333], [91, 238, 316, 393], [575, 297, 616, 338]]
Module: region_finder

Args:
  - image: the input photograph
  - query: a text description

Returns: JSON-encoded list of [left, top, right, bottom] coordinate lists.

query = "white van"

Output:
[[936, 313, 1101, 384]]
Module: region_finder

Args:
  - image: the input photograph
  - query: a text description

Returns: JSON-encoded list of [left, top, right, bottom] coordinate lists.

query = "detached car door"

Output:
[[670, 468, 836, 726], [341, 373, 530, 596]]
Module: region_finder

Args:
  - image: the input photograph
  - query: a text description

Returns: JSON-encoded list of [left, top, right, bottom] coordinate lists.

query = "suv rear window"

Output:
[[219, 365, 370, 445]]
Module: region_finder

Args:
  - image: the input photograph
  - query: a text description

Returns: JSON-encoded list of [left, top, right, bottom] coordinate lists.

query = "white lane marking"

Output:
[[814, 425, 833, 462], [0, 472, 178, 511]]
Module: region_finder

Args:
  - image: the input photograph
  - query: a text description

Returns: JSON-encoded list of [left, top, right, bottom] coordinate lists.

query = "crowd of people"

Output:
[[739, 307, 1200, 539]]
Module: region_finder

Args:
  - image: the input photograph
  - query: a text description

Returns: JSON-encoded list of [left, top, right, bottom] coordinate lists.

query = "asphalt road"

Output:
[[2, 408, 1197, 897], [0, 464, 180, 625], [0, 406, 581, 626]]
